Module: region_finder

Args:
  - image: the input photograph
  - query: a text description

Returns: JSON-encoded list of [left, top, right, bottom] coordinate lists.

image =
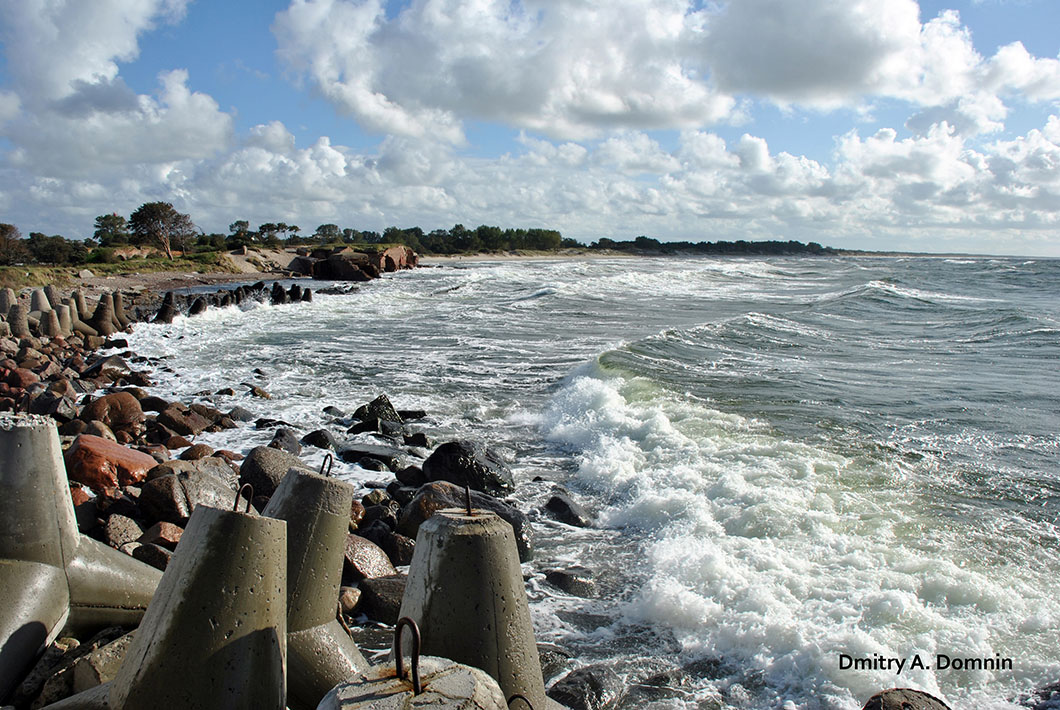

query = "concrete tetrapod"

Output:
[[317, 619, 507, 710], [44, 504, 289, 710], [398, 509, 554, 710], [0, 414, 162, 703], [262, 470, 370, 710]]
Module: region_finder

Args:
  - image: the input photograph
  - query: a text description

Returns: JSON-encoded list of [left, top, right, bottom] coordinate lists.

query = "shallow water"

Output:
[[126, 256, 1060, 709]]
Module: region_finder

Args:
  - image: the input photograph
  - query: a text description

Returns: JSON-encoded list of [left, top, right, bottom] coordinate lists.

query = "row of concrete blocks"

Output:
[[0, 287, 131, 340], [1, 413, 555, 709]]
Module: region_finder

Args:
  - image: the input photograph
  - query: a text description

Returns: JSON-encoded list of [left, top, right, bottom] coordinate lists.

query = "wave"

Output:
[[539, 364, 1060, 708]]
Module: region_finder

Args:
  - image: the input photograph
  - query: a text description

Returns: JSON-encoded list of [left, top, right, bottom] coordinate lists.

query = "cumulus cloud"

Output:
[[273, 0, 734, 141], [0, 0, 190, 106]]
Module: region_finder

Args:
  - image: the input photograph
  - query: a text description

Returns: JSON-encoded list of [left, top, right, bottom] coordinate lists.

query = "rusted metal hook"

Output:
[[233, 483, 254, 513], [394, 616, 422, 695], [319, 452, 333, 477]]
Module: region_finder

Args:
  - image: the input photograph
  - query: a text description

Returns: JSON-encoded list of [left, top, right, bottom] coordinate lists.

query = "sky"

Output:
[[1, 1, 1059, 255]]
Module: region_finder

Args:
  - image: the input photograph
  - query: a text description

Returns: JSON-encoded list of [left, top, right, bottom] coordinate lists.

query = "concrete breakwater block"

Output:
[[316, 656, 507, 710], [398, 509, 550, 709], [0, 413, 161, 702], [263, 470, 369, 710], [44, 505, 288, 710]]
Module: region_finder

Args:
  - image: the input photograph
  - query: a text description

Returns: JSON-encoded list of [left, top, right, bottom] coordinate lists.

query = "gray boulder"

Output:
[[238, 445, 312, 498], [422, 440, 514, 496]]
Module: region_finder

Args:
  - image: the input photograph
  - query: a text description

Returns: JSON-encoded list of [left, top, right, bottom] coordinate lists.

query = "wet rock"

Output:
[[268, 427, 302, 455], [352, 393, 402, 423], [403, 431, 431, 449], [350, 499, 366, 530], [338, 442, 406, 471], [104, 513, 144, 549], [362, 501, 400, 530], [548, 664, 626, 710], [358, 573, 407, 624], [179, 443, 214, 460], [80, 391, 145, 437], [538, 643, 575, 682], [301, 428, 340, 450], [83, 419, 117, 442], [139, 465, 245, 525], [238, 445, 311, 498], [545, 489, 592, 527], [545, 567, 596, 597], [133, 542, 172, 571], [398, 481, 533, 561], [137, 521, 184, 550], [339, 586, 361, 615], [64, 434, 159, 493], [156, 405, 211, 436], [248, 384, 271, 399], [343, 533, 398, 583], [70, 631, 135, 693], [358, 521, 416, 567], [422, 440, 514, 496], [861, 689, 951, 710], [227, 405, 255, 422]]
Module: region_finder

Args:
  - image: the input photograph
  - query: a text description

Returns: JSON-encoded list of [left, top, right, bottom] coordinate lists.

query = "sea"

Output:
[[123, 255, 1060, 710]]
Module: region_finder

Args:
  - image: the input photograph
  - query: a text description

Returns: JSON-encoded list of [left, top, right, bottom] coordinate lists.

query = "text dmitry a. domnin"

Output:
[[838, 653, 1013, 675]]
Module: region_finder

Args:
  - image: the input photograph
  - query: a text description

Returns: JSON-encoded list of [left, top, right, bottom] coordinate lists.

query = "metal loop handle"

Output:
[[394, 617, 423, 695], [234, 483, 254, 513], [319, 452, 333, 477], [508, 694, 534, 709]]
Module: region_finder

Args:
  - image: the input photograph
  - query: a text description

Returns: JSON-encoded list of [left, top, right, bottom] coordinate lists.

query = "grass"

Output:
[[0, 251, 239, 290]]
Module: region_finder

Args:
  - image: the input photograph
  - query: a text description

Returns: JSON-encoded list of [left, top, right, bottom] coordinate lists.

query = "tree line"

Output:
[[1, 201, 837, 266]]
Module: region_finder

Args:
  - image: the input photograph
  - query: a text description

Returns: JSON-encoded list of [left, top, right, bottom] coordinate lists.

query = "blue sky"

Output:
[[1, 0, 1059, 255]]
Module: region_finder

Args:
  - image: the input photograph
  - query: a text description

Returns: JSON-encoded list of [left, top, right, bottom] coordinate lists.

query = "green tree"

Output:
[[0, 223, 29, 265], [93, 213, 131, 247], [129, 202, 195, 260], [314, 223, 340, 242], [26, 232, 88, 264]]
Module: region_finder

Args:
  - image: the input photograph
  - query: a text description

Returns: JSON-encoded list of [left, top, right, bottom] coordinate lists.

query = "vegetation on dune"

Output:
[[0, 203, 839, 286]]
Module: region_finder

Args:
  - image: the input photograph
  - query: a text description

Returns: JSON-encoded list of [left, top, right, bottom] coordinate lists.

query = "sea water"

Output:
[[124, 256, 1060, 709]]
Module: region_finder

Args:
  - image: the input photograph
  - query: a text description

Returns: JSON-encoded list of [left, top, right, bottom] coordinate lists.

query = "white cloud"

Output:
[[273, 0, 734, 141], [5, 70, 233, 179], [0, 0, 190, 106]]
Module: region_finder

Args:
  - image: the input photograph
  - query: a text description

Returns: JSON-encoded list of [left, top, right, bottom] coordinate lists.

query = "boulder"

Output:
[[337, 442, 406, 471], [64, 434, 158, 493], [312, 251, 377, 281], [70, 632, 135, 693], [103, 513, 144, 549], [147, 456, 239, 487], [352, 394, 402, 423], [422, 440, 514, 496], [547, 664, 626, 710], [267, 427, 302, 455], [137, 521, 184, 550], [397, 481, 533, 561], [343, 534, 397, 583], [545, 489, 593, 527], [179, 443, 214, 460], [80, 391, 145, 436], [238, 445, 312, 498], [138, 466, 245, 525], [862, 689, 951, 710], [132, 542, 172, 571], [358, 573, 407, 624], [156, 405, 211, 436], [301, 428, 341, 450], [545, 567, 596, 597]]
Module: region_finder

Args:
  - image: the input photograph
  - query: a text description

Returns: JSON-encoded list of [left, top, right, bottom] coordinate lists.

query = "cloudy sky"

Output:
[[1, 0, 1059, 255]]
